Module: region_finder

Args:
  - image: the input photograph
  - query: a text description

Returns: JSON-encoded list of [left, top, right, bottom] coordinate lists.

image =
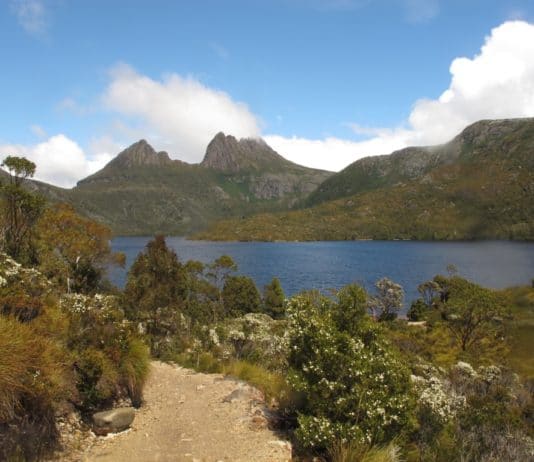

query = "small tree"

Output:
[[207, 255, 237, 290], [36, 203, 124, 293], [369, 277, 404, 321], [263, 277, 285, 318], [435, 276, 507, 351], [222, 275, 261, 317], [0, 156, 44, 262], [124, 235, 187, 356], [417, 279, 442, 308]]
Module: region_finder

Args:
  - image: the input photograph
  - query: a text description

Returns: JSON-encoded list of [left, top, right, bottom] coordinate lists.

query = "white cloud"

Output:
[[5, 20, 534, 185], [264, 129, 413, 172], [102, 64, 260, 162], [10, 0, 47, 35], [0, 135, 113, 188], [266, 20, 534, 171]]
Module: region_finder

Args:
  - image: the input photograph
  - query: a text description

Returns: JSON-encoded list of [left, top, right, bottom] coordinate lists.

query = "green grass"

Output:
[[502, 285, 534, 378], [173, 352, 295, 407]]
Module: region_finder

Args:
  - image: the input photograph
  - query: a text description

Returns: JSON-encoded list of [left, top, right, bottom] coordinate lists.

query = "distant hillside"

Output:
[[194, 118, 534, 241], [35, 135, 331, 235]]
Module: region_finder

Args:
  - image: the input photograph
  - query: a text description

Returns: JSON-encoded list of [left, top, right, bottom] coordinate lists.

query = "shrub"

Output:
[[222, 275, 261, 317], [263, 277, 285, 319], [60, 293, 150, 410], [407, 299, 427, 321], [287, 285, 414, 453]]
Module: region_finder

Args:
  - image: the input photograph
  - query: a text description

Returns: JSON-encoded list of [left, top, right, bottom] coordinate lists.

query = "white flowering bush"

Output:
[[0, 252, 51, 295], [412, 373, 465, 428], [287, 285, 414, 452], [216, 312, 289, 369]]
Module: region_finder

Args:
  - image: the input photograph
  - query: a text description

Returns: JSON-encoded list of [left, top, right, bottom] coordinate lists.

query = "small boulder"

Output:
[[93, 407, 135, 433]]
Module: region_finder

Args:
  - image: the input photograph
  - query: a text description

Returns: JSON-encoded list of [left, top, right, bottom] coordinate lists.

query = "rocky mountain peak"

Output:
[[201, 133, 242, 172], [108, 140, 172, 169], [200, 132, 290, 173]]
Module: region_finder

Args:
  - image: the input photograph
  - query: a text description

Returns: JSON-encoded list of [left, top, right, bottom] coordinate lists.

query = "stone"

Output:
[[249, 414, 268, 431], [93, 407, 135, 433]]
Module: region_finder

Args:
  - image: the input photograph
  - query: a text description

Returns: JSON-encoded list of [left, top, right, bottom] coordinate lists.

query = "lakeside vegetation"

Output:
[[1, 156, 533, 461]]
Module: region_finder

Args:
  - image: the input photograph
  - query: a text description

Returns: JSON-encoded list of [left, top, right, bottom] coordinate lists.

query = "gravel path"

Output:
[[82, 361, 292, 462]]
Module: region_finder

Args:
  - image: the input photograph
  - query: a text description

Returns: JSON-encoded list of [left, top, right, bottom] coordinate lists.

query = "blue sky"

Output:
[[1, 0, 534, 186]]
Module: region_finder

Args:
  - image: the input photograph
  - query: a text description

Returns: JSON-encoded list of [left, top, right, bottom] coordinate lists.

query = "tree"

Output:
[[207, 255, 237, 290], [417, 279, 442, 308], [123, 235, 187, 356], [434, 276, 507, 351], [287, 284, 413, 452], [36, 203, 125, 293], [263, 277, 285, 318], [0, 156, 44, 261], [369, 277, 404, 321], [222, 275, 261, 317]]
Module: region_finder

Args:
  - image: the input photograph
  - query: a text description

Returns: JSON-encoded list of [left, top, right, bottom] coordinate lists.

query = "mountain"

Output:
[[194, 118, 534, 241], [51, 134, 332, 235]]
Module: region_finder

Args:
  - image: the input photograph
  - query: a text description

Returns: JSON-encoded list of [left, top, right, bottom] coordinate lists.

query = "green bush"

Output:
[[407, 299, 427, 321], [263, 277, 285, 319], [222, 275, 261, 317], [287, 285, 414, 452], [61, 293, 150, 410]]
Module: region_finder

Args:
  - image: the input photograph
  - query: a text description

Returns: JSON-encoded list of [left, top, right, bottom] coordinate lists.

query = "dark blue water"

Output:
[[109, 238, 534, 305]]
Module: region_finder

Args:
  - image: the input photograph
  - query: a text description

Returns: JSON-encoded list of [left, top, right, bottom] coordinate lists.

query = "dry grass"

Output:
[[0, 316, 72, 460]]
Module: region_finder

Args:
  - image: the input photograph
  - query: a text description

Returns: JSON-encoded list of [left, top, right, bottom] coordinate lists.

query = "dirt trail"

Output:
[[82, 361, 291, 462]]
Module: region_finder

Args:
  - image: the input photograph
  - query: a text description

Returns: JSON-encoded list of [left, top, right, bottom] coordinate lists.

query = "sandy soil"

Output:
[[81, 361, 292, 462]]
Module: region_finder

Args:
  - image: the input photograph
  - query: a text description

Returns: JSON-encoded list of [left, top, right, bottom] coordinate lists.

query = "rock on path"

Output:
[[82, 361, 291, 462]]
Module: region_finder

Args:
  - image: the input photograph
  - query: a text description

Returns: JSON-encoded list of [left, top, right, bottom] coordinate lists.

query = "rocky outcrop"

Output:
[[106, 140, 172, 169], [201, 132, 290, 173], [78, 140, 174, 186]]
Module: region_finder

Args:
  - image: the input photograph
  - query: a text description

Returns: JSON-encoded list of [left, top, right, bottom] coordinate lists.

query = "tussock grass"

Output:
[[0, 316, 72, 460], [221, 360, 293, 405], [120, 337, 151, 407], [329, 441, 403, 462]]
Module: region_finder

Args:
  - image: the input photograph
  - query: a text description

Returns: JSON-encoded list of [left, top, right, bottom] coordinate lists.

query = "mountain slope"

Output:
[[194, 118, 534, 241], [63, 135, 332, 235], [307, 118, 534, 206]]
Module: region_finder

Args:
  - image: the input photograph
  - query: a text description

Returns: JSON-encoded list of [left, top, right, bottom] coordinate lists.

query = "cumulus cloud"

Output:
[[264, 132, 412, 172], [0, 135, 113, 188], [102, 64, 260, 162], [5, 20, 534, 185], [266, 20, 534, 171], [10, 0, 47, 35]]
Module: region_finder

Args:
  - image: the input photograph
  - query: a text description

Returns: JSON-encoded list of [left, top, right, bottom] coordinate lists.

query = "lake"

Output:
[[109, 238, 534, 306]]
